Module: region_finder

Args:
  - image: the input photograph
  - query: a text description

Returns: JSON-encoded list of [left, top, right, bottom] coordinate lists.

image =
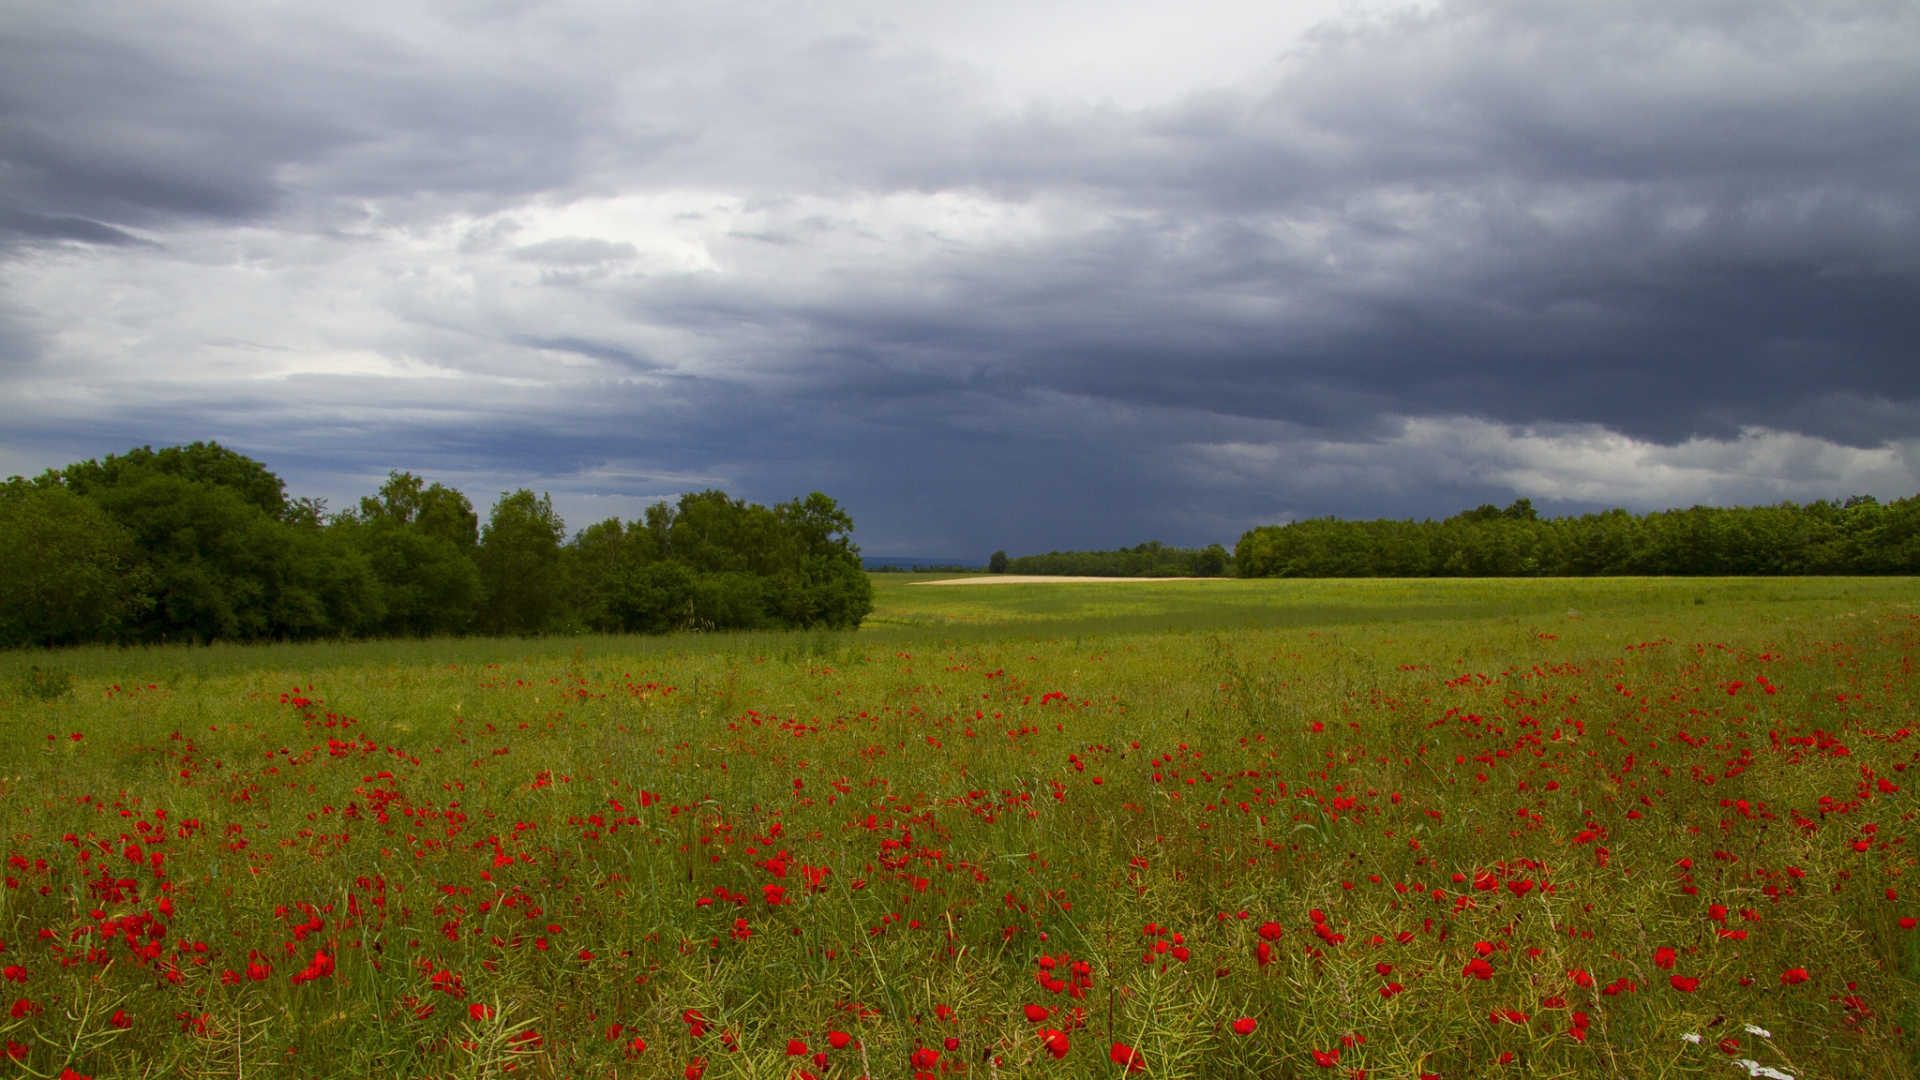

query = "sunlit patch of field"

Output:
[[0, 576, 1915, 1079]]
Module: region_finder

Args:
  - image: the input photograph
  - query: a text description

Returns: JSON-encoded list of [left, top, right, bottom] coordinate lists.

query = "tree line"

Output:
[[988, 540, 1233, 577], [1234, 496, 1920, 578], [0, 443, 872, 648]]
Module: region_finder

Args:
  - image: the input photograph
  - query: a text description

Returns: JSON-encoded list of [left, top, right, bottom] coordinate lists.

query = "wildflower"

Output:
[[1312, 1046, 1341, 1067], [682, 1009, 709, 1037], [1110, 1042, 1146, 1073], [1780, 967, 1810, 985], [1041, 1028, 1070, 1058], [1231, 1017, 1257, 1035], [289, 949, 333, 985], [1669, 975, 1700, 992]]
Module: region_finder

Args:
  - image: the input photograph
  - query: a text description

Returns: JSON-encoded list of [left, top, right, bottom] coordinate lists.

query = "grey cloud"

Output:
[[0, 207, 158, 248], [3, 0, 1919, 557], [510, 238, 639, 265], [511, 335, 657, 370]]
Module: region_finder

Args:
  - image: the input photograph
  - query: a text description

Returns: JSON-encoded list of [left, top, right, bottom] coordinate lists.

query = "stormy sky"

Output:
[[4, 0, 1917, 557]]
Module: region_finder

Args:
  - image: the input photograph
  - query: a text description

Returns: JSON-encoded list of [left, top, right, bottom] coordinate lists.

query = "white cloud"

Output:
[[1194, 418, 1920, 515]]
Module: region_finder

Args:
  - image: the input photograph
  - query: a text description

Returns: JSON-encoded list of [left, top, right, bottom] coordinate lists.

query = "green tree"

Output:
[[775, 492, 872, 628], [1193, 543, 1228, 577], [34, 444, 376, 642], [280, 522, 385, 638], [347, 522, 482, 636], [988, 550, 1009, 573], [344, 472, 483, 636], [81, 470, 283, 642], [477, 489, 566, 635], [0, 480, 152, 647], [358, 471, 479, 549], [53, 442, 289, 520], [606, 561, 694, 632]]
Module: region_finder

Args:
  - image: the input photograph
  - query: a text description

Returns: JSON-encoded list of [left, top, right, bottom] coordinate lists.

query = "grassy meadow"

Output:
[[2, 575, 1917, 1079]]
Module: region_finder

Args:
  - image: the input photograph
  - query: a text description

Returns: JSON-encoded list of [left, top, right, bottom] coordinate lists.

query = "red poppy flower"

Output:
[[1231, 1017, 1257, 1035], [1780, 967, 1810, 985], [1041, 1028, 1070, 1059], [827, 1031, 852, 1050], [1023, 1004, 1050, 1022], [1312, 1047, 1341, 1067], [1669, 975, 1700, 992], [1110, 1042, 1146, 1073], [682, 1009, 709, 1037]]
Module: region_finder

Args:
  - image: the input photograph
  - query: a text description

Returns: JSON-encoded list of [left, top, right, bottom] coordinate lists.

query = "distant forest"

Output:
[[1234, 496, 1920, 577], [0, 443, 871, 648], [988, 541, 1232, 577]]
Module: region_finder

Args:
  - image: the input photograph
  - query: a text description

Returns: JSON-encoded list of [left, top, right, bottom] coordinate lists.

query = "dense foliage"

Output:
[[995, 540, 1233, 577], [1236, 496, 1920, 577], [1, 443, 871, 646]]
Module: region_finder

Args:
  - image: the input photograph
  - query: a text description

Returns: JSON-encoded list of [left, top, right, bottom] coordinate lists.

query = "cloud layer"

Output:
[[4, 0, 1918, 555]]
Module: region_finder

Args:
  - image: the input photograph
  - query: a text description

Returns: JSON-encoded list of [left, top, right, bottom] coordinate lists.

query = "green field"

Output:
[[2, 576, 1916, 1079]]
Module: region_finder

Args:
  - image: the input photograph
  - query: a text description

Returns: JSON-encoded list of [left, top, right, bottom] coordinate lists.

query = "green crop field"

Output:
[[2, 576, 1916, 1079]]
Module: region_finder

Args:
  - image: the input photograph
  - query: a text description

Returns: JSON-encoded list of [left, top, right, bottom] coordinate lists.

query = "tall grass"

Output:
[[0, 576, 1914, 1078]]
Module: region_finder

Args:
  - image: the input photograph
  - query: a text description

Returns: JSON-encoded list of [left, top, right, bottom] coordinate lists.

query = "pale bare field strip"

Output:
[[911, 575, 1222, 585]]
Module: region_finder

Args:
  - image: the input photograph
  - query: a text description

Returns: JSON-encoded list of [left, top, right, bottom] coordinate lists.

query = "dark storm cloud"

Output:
[[2, 0, 1917, 556], [0, 3, 613, 231], [851, 0, 1920, 447]]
